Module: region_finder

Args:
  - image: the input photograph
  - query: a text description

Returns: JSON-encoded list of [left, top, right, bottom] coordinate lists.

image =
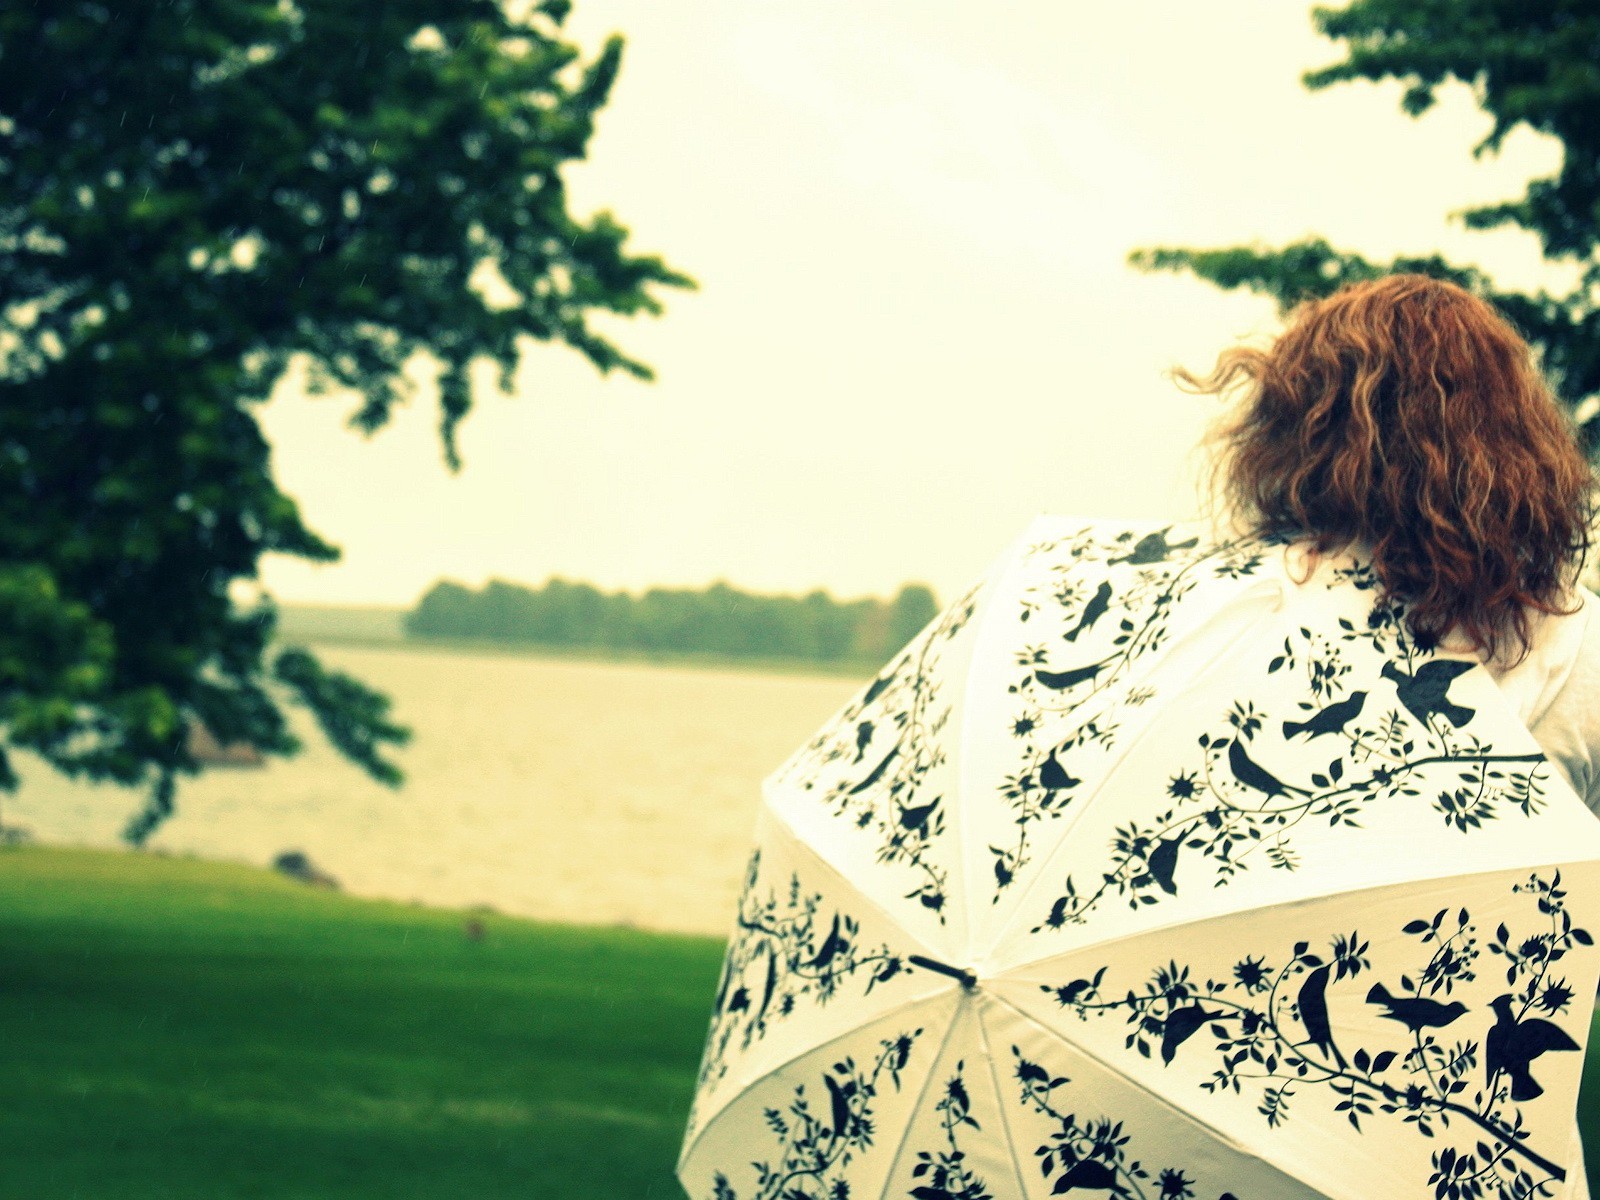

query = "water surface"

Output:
[[8, 645, 860, 937]]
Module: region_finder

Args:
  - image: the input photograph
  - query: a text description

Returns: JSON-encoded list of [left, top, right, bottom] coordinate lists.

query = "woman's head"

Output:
[[1180, 273, 1594, 664]]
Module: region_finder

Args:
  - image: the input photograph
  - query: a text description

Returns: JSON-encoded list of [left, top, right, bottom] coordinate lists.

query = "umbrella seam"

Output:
[[984, 855, 1600, 983], [983, 988, 1338, 1196], [975, 992, 1034, 1200], [757, 781, 956, 966], [679, 794, 967, 1172], [677, 989, 962, 1177], [954, 519, 1038, 964], [873, 991, 968, 1200], [980, 566, 1293, 962]]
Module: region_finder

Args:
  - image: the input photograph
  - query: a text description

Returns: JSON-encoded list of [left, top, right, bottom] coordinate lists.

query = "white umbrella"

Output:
[[678, 515, 1600, 1200]]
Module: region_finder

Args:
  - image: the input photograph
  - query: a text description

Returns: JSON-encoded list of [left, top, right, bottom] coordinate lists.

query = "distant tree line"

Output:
[[404, 577, 942, 665]]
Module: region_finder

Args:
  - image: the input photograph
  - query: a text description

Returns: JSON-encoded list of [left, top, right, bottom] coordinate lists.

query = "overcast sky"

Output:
[[252, 0, 1569, 609]]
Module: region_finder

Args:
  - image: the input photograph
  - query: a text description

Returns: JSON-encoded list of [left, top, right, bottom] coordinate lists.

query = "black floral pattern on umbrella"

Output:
[[1035, 565, 1551, 931], [1012, 1046, 1234, 1199], [993, 526, 1270, 898], [707, 1029, 924, 1200], [775, 582, 983, 920], [694, 850, 908, 1100], [908, 1060, 996, 1200], [1040, 872, 1589, 1199]]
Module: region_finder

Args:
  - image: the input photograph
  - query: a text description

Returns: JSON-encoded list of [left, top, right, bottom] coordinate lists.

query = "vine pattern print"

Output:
[[1012, 1046, 1243, 1200], [1033, 560, 1551, 932], [774, 581, 984, 920], [693, 849, 908, 1104], [995, 526, 1270, 898], [908, 1062, 996, 1200], [707, 1030, 923, 1200], [684, 522, 1600, 1200], [1041, 872, 1589, 1200]]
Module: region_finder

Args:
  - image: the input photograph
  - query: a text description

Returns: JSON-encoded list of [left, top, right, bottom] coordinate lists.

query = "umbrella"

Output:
[[678, 515, 1600, 1200]]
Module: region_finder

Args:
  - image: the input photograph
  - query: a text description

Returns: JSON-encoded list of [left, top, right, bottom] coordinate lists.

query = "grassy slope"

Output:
[[3, 846, 1600, 1198], [0, 847, 722, 1200]]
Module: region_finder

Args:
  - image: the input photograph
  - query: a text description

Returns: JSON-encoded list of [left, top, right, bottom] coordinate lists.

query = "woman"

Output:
[[1181, 272, 1600, 1197], [681, 274, 1600, 1200], [1180, 272, 1600, 812]]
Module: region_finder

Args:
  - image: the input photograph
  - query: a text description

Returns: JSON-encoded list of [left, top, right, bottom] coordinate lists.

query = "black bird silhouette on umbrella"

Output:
[[1296, 963, 1346, 1068], [1133, 825, 1194, 896], [1227, 738, 1307, 801], [895, 796, 941, 833], [1107, 528, 1200, 565], [1365, 983, 1468, 1033], [852, 720, 874, 763], [1063, 580, 1114, 642], [849, 659, 903, 716], [803, 915, 846, 972], [1381, 659, 1477, 732], [1050, 1154, 1124, 1195], [1486, 993, 1580, 1101], [1038, 747, 1080, 791], [1282, 691, 1367, 741], [1034, 658, 1111, 692], [1161, 1003, 1222, 1064], [848, 745, 899, 795]]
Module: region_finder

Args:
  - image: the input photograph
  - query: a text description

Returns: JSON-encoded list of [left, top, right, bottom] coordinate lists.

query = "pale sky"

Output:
[[253, 0, 1569, 610]]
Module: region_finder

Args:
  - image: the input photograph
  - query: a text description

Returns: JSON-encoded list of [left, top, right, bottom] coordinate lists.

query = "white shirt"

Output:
[[1276, 536, 1600, 813], [1485, 586, 1600, 816]]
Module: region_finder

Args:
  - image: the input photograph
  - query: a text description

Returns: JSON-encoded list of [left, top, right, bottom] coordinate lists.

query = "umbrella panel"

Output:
[[683, 804, 955, 1155], [683, 517, 1600, 1200], [678, 993, 961, 1200], [992, 865, 1600, 1198]]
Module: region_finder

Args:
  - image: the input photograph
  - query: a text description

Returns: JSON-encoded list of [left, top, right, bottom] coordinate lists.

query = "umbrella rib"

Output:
[[981, 573, 1292, 958], [873, 993, 968, 1200], [981, 989, 1330, 1196], [974, 994, 1033, 1200], [952, 530, 1028, 961], [758, 785, 955, 966], [986, 857, 1588, 984], [678, 801, 967, 1174], [678, 989, 962, 1183]]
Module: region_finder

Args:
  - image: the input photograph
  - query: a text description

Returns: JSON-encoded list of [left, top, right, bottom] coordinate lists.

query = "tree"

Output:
[[886, 584, 939, 652], [0, 0, 695, 841], [400, 574, 943, 667], [1131, 1, 1600, 454]]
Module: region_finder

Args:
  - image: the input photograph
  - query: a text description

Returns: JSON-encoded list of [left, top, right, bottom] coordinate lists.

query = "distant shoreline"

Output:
[[272, 632, 880, 681]]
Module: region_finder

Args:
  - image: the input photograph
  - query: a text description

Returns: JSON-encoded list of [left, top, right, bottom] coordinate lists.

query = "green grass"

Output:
[[0, 846, 724, 1199], [4, 845, 1600, 1198]]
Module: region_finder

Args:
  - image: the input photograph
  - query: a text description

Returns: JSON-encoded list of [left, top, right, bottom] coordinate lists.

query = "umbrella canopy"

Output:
[[678, 516, 1600, 1200]]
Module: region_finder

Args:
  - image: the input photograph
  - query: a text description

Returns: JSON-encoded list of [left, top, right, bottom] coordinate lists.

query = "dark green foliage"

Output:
[[0, 2, 694, 840], [1130, 2, 1600, 453], [406, 576, 944, 666]]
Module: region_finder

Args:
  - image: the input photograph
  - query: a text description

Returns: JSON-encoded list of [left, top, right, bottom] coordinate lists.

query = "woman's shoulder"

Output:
[[1538, 584, 1600, 709], [1483, 585, 1595, 718], [1506, 585, 1600, 814]]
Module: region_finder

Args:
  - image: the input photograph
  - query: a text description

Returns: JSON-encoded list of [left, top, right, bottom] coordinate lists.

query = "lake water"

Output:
[[6, 645, 861, 938]]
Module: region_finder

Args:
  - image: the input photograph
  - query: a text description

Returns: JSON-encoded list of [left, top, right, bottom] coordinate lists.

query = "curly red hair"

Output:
[[1178, 274, 1595, 665]]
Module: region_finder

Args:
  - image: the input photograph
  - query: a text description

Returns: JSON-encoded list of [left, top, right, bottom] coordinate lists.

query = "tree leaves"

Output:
[[0, 2, 696, 837], [1130, 3, 1600, 451]]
